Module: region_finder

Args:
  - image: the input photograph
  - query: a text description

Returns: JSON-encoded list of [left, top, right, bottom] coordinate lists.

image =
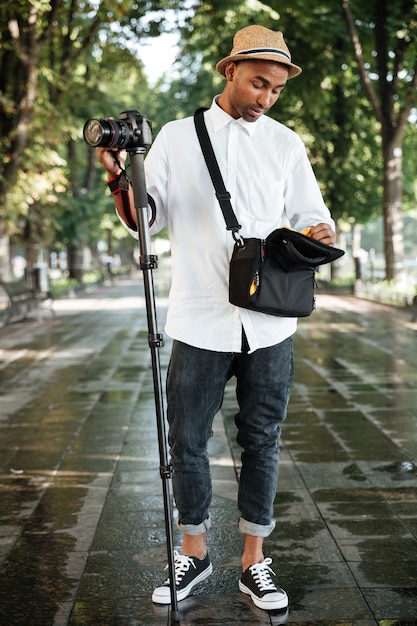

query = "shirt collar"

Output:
[[209, 96, 259, 137]]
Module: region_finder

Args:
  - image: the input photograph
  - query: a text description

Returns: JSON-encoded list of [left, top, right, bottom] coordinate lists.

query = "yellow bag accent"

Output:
[[283, 226, 311, 236]]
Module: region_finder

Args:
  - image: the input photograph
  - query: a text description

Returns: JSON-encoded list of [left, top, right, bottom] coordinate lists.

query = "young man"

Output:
[[97, 25, 335, 612]]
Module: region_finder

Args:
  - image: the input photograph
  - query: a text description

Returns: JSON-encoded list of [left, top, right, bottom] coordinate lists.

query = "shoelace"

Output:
[[164, 550, 196, 584], [249, 557, 277, 592]]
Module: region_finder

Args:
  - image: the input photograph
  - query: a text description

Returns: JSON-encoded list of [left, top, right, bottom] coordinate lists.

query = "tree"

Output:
[[168, 0, 416, 276], [166, 1, 383, 226], [0, 0, 182, 205], [341, 0, 417, 279], [0, 0, 185, 279], [2, 0, 415, 285]]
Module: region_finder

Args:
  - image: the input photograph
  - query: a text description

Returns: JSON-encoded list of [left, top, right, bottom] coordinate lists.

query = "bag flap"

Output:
[[266, 228, 345, 268]]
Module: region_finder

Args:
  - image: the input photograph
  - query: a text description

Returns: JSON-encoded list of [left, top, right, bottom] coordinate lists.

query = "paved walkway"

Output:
[[0, 266, 416, 625]]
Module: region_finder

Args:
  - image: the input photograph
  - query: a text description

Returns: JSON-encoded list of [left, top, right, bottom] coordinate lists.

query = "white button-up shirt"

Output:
[[140, 97, 334, 353]]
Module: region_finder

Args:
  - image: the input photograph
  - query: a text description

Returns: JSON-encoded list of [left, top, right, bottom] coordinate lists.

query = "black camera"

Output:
[[83, 110, 152, 150]]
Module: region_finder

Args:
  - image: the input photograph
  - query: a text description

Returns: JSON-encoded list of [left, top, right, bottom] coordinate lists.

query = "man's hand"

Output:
[[309, 223, 336, 246], [96, 147, 127, 179]]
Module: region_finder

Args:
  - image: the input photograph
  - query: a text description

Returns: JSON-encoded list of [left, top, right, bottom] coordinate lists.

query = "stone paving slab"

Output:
[[0, 273, 416, 625]]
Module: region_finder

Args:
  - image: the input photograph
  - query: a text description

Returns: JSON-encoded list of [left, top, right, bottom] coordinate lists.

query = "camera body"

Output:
[[83, 110, 152, 150]]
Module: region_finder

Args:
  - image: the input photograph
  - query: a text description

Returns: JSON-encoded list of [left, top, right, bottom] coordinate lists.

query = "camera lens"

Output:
[[83, 119, 107, 147], [83, 118, 129, 148], [83, 111, 152, 150]]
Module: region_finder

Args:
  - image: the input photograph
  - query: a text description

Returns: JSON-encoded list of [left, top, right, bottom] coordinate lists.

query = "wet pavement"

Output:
[[0, 262, 416, 626]]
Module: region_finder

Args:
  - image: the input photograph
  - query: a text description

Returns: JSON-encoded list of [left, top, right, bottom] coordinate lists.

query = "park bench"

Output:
[[0, 278, 54, 325]]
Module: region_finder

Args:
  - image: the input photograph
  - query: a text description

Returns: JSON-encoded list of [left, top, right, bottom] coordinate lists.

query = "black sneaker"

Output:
[[239, 558, 288, 611], [152, 551, 212, 604]]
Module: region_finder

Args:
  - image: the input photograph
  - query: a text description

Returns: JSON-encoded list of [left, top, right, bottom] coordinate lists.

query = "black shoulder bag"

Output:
[[194, 108, 345, 318]]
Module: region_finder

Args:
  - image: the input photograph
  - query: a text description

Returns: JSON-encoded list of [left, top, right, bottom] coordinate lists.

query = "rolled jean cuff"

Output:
[[177, 515, 211, 536], [238, 516, 276, 537]]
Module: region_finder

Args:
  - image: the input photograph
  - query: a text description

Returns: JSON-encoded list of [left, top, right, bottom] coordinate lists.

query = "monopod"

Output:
[[83, 111, 181, 625], [129, 140, 180, 626]]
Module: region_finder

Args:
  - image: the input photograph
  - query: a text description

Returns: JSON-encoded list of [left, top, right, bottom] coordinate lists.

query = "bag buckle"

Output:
[[232, 230, 245, 248]]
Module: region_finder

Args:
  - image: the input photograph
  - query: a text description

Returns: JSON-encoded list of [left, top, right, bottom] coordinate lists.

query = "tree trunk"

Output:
[[0, 219, 11, 280], [67, 243, 85, 282], [0, 8, 41, 203], [382, 142, 404, 280], [24, 243, 41, 289], [66, 139, 86, 282], [340, 0, 415, 282]]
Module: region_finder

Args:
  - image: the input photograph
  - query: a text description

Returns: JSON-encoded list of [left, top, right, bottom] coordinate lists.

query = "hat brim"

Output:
[[216, 53, 302, 79]]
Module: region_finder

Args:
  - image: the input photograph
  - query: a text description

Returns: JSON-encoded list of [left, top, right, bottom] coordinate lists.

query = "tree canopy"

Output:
[[0, 0, 416, 281]]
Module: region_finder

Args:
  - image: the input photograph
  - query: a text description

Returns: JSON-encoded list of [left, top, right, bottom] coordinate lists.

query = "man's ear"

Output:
[[224, 61, 238, 81]]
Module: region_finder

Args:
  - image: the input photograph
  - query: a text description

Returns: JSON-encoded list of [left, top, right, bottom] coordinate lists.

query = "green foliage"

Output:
[[403, 122, 417, 209], [164, 0, 384, 224], [355, 278, 417, 307], [0, 0, 182, 274], [0, 0, 416, 279]]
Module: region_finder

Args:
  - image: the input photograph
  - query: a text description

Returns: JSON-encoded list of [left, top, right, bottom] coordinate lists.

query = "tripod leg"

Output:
[[128, 149, 181, 624]]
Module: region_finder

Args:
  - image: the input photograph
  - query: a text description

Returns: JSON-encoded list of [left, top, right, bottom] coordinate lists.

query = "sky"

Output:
[[139, 32, 180, 84]]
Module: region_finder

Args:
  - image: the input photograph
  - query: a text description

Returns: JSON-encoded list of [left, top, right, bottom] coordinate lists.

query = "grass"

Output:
[[49, 267, 132, 298], [353, 278, 417, 307]]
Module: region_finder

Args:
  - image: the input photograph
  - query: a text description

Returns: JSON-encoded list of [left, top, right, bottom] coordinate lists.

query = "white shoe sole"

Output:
[[238, 580, 288, 611], [152, 563, 213, 605]]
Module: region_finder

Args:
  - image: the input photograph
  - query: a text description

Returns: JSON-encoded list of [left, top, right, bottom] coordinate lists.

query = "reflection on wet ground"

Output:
[[0, 269, 416, 625]]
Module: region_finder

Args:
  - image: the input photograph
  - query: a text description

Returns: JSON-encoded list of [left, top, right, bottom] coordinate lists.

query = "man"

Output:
[[97, 25, 335, 612]]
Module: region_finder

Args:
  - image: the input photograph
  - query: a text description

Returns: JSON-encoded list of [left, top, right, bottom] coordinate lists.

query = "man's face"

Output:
[[221, 60, 289, 122]]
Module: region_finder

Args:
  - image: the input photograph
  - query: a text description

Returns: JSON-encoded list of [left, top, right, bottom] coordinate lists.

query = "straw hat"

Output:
[[216, 25, 302, 79]]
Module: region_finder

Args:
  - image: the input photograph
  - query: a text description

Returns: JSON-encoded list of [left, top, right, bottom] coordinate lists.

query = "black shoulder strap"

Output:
[[194, 108, 241, 237]]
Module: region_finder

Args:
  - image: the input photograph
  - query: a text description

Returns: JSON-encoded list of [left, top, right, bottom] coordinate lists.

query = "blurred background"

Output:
[[1, 0, 416, 310]]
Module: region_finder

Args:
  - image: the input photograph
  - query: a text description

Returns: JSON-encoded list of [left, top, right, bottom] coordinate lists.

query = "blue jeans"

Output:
[[166, 336, 294, 538]]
